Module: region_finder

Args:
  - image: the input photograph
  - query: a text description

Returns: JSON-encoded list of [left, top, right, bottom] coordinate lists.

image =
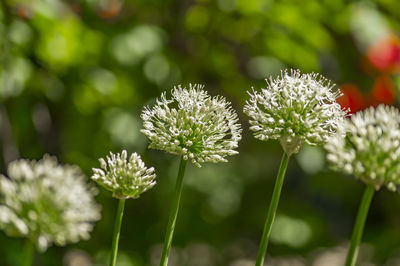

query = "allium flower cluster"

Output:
[[141, 84, 242, 167], [244, 69, 346, 156], [326, 105, 400, 192], [0, 155, 101, 252], [92, 150, 156, 199]]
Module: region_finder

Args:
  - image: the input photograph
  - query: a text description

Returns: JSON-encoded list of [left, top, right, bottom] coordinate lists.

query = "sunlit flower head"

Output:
[[92, 150, 156, 199], [141, 84, 242, 167], [243, 69, 347, 156], [0, 155, 101, 252], [326, 105, 400, 191]]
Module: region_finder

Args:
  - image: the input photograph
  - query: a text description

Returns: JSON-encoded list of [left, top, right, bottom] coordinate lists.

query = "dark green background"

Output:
[[1, 0, 400, 265]]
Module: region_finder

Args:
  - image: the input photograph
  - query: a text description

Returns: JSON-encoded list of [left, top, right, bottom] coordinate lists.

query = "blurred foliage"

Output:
[[0, 0, 400, 265]]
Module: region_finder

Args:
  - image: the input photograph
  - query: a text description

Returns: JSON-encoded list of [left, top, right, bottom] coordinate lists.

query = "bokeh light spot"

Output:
[[270, 215, 312, 248], [297, 145, 325, 175]]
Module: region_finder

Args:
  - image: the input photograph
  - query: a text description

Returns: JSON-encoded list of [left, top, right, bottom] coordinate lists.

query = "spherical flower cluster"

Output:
[[243, 69, 347, 156], [0, 155, 101, 252], [326, 105, 400, 192], [92, 150, 156, 199], [141, 84, 242, 167]]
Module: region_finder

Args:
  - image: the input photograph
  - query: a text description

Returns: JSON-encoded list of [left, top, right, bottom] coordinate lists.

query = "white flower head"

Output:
[[0, 155, 101, 252], [243, 69, 347, 156], [92, 150, 156, 199], [326, 105, 400, 192], [141, 84, 242, 167]]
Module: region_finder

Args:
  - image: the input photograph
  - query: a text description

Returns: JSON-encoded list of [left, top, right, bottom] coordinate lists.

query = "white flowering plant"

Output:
[[0, 155, 101, 252], [92, 150, 156, 199], [244, 69, 347, 266], [244, 69, 346, 156], [141, 84, 242, 266], [91, 150, 156, 266], [141, 84, 242, 167], [325, 104, 400, 266], [326, 104, 400, 191]]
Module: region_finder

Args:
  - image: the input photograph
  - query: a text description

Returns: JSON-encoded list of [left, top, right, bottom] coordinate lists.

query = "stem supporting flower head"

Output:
[[255, 152, 290, 266], [346, 185, 375, 266], [160, 157, 188, 266], [91, 151, 156, 266]]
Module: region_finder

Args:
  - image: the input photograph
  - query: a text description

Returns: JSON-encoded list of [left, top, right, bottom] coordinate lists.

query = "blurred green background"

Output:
[[1, 0, 400, 265]]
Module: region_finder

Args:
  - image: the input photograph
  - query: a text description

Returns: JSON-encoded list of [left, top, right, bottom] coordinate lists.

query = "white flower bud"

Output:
[[91, 150, 156, 199]]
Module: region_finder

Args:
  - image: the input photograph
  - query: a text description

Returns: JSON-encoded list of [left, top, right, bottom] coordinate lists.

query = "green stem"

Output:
[[345, 185, 375, 266], [255, 152, 290, 266], [109, 198, 126, 266], [22, 239, 34, 266], [160, 157, 188, 266]]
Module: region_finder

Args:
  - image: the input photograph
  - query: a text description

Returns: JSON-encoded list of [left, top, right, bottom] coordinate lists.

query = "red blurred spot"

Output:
[[98, 0, 122, 19], [371, 74, 396, 105], [366, 34, 400, 73], [17, 4, 32, 19], [337, 84, 364, 113]]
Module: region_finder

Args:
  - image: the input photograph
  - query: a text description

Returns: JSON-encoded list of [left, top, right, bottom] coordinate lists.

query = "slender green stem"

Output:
[[346, 185, 375, 266], [255, 152, 290, 266], [22, 239, 34, 266], [160, 157, 188, 266], [109, 198, 126, 266]]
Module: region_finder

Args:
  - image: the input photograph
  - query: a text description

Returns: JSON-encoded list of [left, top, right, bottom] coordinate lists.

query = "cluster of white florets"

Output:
[[244, 69, 346, 155], [92, 150, 156, 199], [141, 84, 242, 167], [326, 105, 400, 191], [0, 155, 101, 252]]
